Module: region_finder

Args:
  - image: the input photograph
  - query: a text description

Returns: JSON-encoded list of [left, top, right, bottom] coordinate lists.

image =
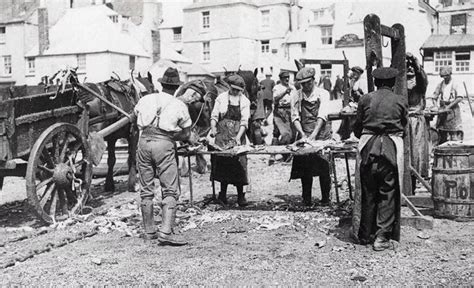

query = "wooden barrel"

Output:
[[432, 145, 474, 220]]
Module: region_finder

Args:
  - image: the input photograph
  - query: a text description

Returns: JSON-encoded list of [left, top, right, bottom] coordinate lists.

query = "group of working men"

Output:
[[131, 52, 466, 250]]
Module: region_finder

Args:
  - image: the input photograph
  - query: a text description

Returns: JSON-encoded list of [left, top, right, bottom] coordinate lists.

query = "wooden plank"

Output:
[[406, 194, 433, 208], [401, 216, 433, 230], [300, 59, 348, 65], [15, 106, 80, 125], [381, 24, 400, 39], [364, 14, 383, 93]]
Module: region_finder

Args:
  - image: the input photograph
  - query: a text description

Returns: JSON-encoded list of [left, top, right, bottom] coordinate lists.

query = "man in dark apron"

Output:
[[268, 70, 296, 165], [290, 67, 333, 206], [429, 66, 464, 144], [353, 67, 408, 251], [210, 74, 251, 206]]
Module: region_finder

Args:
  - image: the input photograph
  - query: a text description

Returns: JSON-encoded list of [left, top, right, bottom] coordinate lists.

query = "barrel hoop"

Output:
[[434, 153, 473, 157], [432, 168, 474, 174], [432, 197, 474, 204]]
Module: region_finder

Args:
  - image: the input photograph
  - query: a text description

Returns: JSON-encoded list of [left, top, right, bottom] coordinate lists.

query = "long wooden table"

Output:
[[176, 143, 358, 205]]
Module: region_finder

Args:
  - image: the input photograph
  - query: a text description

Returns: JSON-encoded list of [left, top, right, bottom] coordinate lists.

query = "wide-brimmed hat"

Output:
[[227, 74, 245, 91], [372, 67, 398, 80], [295, 67, 315, 83], [439, 66, 452, 76], [158, 67, 183, 86]]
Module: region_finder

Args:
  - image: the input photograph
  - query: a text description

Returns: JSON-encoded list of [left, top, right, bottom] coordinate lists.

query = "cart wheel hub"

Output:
[[53, 163, 73, 188]]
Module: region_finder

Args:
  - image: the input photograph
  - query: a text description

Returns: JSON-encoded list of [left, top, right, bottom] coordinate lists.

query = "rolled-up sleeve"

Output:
[[177, 102, 192, 129], [240, 97, 251, 128], [211, 94, 224, 123], [290, 90, 300, 123]]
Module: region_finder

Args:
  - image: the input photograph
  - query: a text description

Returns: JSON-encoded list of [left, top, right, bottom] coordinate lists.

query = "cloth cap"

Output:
[[372, 67, 398, 80], [279, 71, 290, 78], [439, 66, 452, 76], [295, 67, 315, 83], [227, 74, 245, 91], [158, 67, 183, 86], [351, 66, 364, 75]]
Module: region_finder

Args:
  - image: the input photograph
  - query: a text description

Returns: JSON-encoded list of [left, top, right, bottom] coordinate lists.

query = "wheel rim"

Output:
[[26, 123, 92, 224]]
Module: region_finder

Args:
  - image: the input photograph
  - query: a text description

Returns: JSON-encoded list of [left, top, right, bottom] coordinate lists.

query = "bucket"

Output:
[[432, 144, 474, 220]]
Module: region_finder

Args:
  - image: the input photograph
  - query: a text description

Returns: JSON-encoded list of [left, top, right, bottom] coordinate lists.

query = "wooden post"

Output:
[[364, 14, 383, 93], [342, 59, 350, 107], [391, 23, 412, 196]]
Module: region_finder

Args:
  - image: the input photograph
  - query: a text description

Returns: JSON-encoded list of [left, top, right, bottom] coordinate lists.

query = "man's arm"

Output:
[[353, 97, 365, 139], [290, 90, 306, 139], [308, 118, 325, 140]]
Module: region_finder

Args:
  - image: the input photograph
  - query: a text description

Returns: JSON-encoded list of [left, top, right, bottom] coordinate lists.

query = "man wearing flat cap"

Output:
[[429, 66, 464, 144], [134, 67, 192, 246], [353, 67, 408, 251], [290, 67, 334, 206], [268, 70, 296, 165]]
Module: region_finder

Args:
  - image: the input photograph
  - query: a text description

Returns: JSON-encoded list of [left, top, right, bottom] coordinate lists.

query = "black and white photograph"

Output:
[[0, 0, 473, 285]]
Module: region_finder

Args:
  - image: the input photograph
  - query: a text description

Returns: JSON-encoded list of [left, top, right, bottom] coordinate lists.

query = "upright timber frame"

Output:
[[298, 58, 350, 106], [363, 14, 411, 195]]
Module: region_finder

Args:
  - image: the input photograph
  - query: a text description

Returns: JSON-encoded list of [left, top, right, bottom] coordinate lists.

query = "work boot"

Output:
[[218, 190, 228, 205], [157, 197, 188, 246], [237, 191, 248, 207], [140, 199, 157, 240], [373, 236, 393, 251]]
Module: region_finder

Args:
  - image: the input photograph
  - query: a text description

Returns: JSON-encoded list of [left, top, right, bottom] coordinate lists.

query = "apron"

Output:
[[210, 99, 249, 185], [290, 98, 331, 179], [436, 82, 463, 132], [352, 133, 403, 242]]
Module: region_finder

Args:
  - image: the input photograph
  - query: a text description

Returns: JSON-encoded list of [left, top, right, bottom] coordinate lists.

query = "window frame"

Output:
[[202, 11, 210, 30], [450, 13, 467, 34], [455, 51, 470, 72], [313, 9, 325, 22], [0, 26, 5, 44], [173, 27, 182, 41], [76, 54, 86, 72], [321, 26, 333, 45], [261, 10, 270, 29], [202, 41, 210, 62], [26, 57, 35, 74], [434, 51, 453, 73], [261, 40, 270, 54]]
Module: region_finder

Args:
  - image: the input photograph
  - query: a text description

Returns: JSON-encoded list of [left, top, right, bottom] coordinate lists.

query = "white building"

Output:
[[25, 5, 151, 85]]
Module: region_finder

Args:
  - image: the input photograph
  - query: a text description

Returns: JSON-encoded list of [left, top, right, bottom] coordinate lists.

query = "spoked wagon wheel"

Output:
[[26, 123, 92, 224]]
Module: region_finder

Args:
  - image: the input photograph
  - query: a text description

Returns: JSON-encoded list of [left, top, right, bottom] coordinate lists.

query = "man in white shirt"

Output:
[[268, 71, 296, 165], [429, 66, 464, 143], [134, 67, 195, 246], [290, 67, 334, 206]]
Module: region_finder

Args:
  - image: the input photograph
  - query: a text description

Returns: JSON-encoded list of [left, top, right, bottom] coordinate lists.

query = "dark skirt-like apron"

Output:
[[290, 98, 331, 179], [210, 100, 249, 185]]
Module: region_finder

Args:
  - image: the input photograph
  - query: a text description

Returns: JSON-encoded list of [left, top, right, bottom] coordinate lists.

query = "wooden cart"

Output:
[[0, 84, 129, 224]]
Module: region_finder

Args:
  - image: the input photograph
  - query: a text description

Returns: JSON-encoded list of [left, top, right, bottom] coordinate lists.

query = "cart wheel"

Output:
[[26, 123, 92, 224]]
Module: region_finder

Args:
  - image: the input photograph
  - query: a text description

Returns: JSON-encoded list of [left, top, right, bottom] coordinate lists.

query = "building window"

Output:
[[109, 15, 118, 23], [261, 40, 270, 53], [202, 41, 210, 61], [321, 26, 333, 45], [441, 0, 453, 7], [77, 54, 86, 72], [129, 56, 135, 70], [451, 14, 467, 34], [27, 57, 35, 74], [3, 55, 12, 75], [455, 51, 470, 72], [301, 42, 306, 54], [320, 64, 332, 77], [434, 51, 453, 73], [173, 27, 182, 41], [313, 9, 325, 22], [202, 11, 210, 29], [261, 10, 270, 28], [0, 26, 5, 44]]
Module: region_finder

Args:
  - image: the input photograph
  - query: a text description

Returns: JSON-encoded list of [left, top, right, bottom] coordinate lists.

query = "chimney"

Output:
[[38, 7, 49, 55], [142, 0, 161, 29], [290, 0, 299, 31], [151, 30, 160, 63]]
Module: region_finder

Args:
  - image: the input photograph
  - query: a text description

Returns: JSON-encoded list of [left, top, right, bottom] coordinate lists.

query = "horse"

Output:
[[52, 68, 155, 193], [215, 68, 266, 145]]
